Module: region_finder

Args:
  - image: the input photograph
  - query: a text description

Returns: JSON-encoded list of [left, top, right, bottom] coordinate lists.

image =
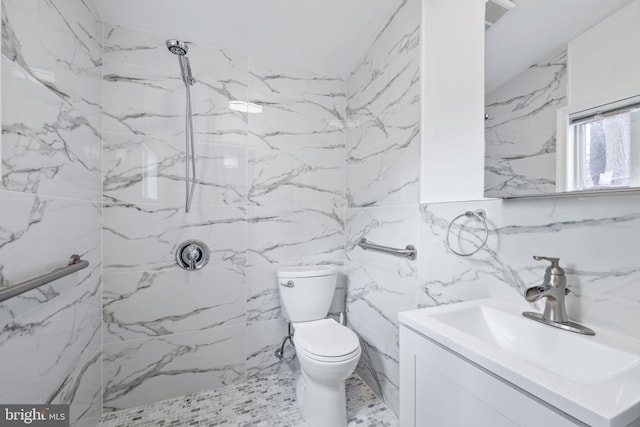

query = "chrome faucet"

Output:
[[522, 256, 595, 335], [525, 256, 569, 323]]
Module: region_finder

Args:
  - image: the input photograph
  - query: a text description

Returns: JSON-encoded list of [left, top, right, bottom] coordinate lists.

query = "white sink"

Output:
[[399, 299, 640, 427]]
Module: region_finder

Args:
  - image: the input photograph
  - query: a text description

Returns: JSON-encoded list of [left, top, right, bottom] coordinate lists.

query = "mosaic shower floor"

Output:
[[97, 372, 398, 427]]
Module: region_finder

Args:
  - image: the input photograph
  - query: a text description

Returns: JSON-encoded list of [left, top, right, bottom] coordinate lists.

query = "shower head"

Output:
[[166, 39, 189, 56], [166, 39, 195, 86]]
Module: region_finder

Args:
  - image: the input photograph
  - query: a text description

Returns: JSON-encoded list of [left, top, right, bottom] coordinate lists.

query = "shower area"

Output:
[[0, 0, 420, 424], [101, 24, 347, 412]]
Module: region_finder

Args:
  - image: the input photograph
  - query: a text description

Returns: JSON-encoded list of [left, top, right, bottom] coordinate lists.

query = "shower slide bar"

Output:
[[0, 255, 89, 303], [358, 238, 417, 260]]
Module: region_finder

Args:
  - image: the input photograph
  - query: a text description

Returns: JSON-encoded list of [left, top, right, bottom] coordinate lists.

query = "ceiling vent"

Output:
[[485, 0, 516, 30]]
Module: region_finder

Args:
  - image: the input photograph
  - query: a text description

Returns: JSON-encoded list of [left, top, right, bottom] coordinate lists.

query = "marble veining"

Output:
[[102, 25, 247, 143], [1, 2, 104, 422], [247, 58, 346, 208], [103, 133, 247, 206], [418, 194, 640, 338], [351, 317, 401, 417], [485, 48, 567, 197], [0, 192, 101, 325], [103, 203, 246, 273], [346, 262, 417, 347], [1, 54, 102, 200], [103, 266, 246, 343], [102, 327, 245, 411], [0, 278, 102, 426], [246, 318, 298, 380], [100, 23, 348, 411], [344, 0, 420, 416], [346, 205, 418, 279], [247, 207, 344, 266], [346, 0, 420, 208]]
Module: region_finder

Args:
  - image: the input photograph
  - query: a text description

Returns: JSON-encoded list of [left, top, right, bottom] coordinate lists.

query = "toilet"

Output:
[[277, 265, 361, 427]]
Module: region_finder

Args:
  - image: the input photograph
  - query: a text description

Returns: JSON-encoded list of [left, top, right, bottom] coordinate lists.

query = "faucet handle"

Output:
[[533, 255, 565, 275]]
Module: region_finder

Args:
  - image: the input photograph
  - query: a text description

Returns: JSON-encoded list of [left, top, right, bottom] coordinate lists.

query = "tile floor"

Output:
[[97, 372, 398, 426]]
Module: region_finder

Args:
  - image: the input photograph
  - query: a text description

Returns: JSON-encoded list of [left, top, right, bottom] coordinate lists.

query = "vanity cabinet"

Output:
[[399, 325, 582, 427]]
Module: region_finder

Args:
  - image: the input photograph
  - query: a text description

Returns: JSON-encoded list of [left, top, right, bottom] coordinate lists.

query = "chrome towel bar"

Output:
[[0, 255, 90, 303], [358, 238, 417, 260]]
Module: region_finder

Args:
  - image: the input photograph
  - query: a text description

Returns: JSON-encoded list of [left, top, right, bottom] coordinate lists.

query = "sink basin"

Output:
[[399, 299, 640, 427], [431, 303, 638, 383]]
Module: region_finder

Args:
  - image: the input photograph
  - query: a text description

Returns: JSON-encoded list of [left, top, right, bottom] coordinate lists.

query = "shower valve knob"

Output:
[[175, 240, 210, 271]]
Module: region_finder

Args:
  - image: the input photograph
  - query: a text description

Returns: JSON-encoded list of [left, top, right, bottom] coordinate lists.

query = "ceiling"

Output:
[[485, 0, 636, 93], [95, 0, 400, 78]]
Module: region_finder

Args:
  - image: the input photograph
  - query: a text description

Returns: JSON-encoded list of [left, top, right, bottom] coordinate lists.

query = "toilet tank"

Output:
[[277, 265, 337, 322]]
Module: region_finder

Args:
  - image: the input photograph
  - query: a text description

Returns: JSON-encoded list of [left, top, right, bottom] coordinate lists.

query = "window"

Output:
[[567, 99, 640, 191]]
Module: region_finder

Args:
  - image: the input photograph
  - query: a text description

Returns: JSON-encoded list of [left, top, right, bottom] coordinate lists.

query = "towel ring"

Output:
[[445, 209, 489, 257]]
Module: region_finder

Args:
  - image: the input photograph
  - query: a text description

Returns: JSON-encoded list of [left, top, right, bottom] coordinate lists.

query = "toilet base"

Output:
[[296, 372, 347, 427]]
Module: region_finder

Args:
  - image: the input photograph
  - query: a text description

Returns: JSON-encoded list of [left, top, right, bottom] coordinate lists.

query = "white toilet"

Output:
[[277, 265, 361, 427]]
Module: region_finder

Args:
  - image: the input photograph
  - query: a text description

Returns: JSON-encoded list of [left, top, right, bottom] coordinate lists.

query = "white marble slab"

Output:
[[247, 206, 344, 266], [103, 132, 247, 206], [246, 264, 281, 324], [417, 200, 525, 308], [346, 205, 418, 280], [102, 326, 245, 411], [418, 193, 640, 339], [103, 59, 246, 143], [103, 266, 246, 343], [342, 0, 420, 416], [485, 48, 567, 197], [248, 145, 345, 208], [248, 58, 345, 151], [345, 0, 420, 208], [2, 0, 102, 113], [245, 318, 298, 379], [0, 278, 102, 426], [345, 261, 417, 347], [247, 58, 346, 208], [0, 192, 101, 325], [1, 56, 102, 200], [248, 57, 344, 99], [350, 315, 401, 417], [103, 203, 246, 273]]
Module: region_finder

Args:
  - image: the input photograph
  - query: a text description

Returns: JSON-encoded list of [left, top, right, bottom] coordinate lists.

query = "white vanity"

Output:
[[398, 299, 640, 427]]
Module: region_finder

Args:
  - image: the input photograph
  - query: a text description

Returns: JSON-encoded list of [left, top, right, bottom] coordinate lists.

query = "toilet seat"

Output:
[[293, 319, 360, 362]]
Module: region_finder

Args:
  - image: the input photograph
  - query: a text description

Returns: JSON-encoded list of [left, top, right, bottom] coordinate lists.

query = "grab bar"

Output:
[[358, 238, 417, 260], [0, 255, 89, 303]]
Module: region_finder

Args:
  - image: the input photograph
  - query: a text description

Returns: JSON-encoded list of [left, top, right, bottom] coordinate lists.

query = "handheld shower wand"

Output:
[[166, 39, 197, 213]]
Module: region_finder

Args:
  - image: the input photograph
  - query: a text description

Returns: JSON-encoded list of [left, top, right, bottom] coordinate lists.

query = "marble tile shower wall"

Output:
[[101, 24, 346, 411], [345, 0, 421, 416], [485, 48, 567, 197], [0, 0, 103, 426]]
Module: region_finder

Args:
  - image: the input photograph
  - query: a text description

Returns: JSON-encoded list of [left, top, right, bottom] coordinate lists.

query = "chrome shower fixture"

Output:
[[166, 39, 188, 56], [166, 39, 195, 86], [166, 39, 197, 212]]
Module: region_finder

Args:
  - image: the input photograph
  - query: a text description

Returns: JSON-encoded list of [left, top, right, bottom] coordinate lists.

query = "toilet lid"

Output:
[[277, 265, 336, 278], [294, 319, 360, 358]]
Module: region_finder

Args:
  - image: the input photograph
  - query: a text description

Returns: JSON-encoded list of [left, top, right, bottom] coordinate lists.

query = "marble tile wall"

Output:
[[346, 5, 640, 416], [344, 0, 421, 416], [0, 0, 103, 426], [101, 24, 346, 410], [418, 194, 640, 340], [485, 48, 567, 197]]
